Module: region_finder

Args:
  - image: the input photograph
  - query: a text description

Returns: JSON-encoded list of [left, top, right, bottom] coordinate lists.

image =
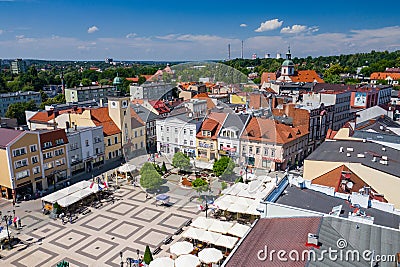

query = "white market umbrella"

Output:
[[191, 217, 213, 230], [207, 220, 233, 234], [213, 199, 231, 210], [199, 230, 222, 244], [149, 257, 174, 267], [214, 235, 238, 249], [169, 241, 193, 256], [0, 229, 11, 241], [182, 227, 205, 240], [227, 203, 248, 214], [198, 248, 223, 264], [118, 163, 136, 173], [227, 223, 251, 238], [175, 254, 200, 267]]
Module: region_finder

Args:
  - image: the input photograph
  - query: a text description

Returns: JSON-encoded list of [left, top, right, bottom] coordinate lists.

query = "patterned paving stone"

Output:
[[49, 229, 91, 250], [105, 221, 143, 240], [130, 207, 163, 223], [79, 214, 116, 231], [105, 201, 139, 216], [28, 221, 65, 240], [10, 247, 58, 267], [75, 237, 119, 260], [158, 213, 192, 229], [134, 228, 171, 249]]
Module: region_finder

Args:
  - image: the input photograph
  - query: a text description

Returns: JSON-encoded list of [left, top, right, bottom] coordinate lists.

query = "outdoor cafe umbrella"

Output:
[[169, 241, 193, 256], [214, 235, 238, 250], [175, 254, 200, 267], [118, 163, 136, 173], [227, 223, 251, 238], [148, 257, 174, 267], [199, 230, 222, 244], [207, 220, 233, 234], [198, 248, 223, 264], [191, 217, 213, 230], [182, 227, 205, 240]]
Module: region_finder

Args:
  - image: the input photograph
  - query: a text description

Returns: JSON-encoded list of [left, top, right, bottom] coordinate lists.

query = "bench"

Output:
[[163, 236, 173, 245], [174, 228, 183, 235], [82, 209, 91, 215], [184, 219, 192, 227], [153, 247, 162, 255]]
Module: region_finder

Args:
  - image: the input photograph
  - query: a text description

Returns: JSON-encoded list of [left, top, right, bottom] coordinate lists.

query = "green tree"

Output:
[[138, 76, 147, 85], [161, 161, 167, 174], [5, 100, 37, 125], [81, 78, 91, 87], [140, 163, 163, 191], [213, 157, 235, 177], [192, 178, 209, 196], [172, 152, 191, 171], [143, 245, 153, 264], [152, 163, 163, 175], [221, 181, 228, 191]]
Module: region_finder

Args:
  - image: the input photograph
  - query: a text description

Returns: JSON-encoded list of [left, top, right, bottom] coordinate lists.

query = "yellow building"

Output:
[[196, 113, 227, 161]]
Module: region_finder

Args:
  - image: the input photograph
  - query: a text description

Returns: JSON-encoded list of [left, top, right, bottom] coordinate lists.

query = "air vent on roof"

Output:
[[347, 147, 354, 152], [362, 139, 366, 143], [382, 155, 388, 161], [379, 160, 388, 165], [357, 154, 365, 158], [339, 147, 344, 153], [382, 147, 386, 151], [372, 157, 377, 162], [347, 153, 351, 157]]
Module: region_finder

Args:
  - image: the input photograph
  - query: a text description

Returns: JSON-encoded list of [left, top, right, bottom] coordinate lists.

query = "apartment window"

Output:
[[31, 156, 39, 164], [210, 143, 214, 149], [30, 145, 37, 153], [135, 131, 138, 138], [43, 152, 52, 159], [55, 158, 65, 166], [44, 161, 54, 170], [85, 140, 89, 147], [175, 128, 178, 133], [15, 159, 28, 169], [12, 147, 26, 157], [43, 141, 52, 148], [256, 147, 260, 155], [140, 129, 143, 136], [160, 126, 163, 131], [184, 129, 187, 135], [135, 143, 138, 150], [108, 139, 111, 146], [190, 140, 194, 146], [249, 146, 253, 154], [55, 148, 64, 156], [16, 169, 29, 180], [190, 130, 193, 135], [95, 148, 100, 154], [33, 166, 40, 174], [264, 148, 268, 156], [175, 138, 178, 143], [55, 138, 64, 145], [271, 149, 275, 157], [114, 136, 118, 144], [184, 140, 187, 145], [141, 141, 144, 148], [166, 127, 169, 132], [167, 137, 170, 142]]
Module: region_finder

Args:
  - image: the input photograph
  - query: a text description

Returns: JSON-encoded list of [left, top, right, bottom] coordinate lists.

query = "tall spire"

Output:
[[286, 45, 291, 60]]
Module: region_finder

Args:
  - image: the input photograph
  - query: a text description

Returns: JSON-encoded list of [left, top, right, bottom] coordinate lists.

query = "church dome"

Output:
[[282, 59, 294, 67], [113, 75, 123, 85]]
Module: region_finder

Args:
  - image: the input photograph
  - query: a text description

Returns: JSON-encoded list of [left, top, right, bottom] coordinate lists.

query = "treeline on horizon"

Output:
[[1, 50, 400, 95]]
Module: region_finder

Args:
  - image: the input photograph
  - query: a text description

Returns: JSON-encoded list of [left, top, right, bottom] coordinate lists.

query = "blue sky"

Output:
[[0, 0, 399, 61]]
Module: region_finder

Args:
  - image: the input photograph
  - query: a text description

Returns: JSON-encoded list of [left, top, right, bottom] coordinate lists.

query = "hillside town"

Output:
[[0, 48, 400, 267]]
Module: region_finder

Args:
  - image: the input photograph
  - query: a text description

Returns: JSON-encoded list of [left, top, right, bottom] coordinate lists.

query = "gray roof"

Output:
[[0, 91, 40, 98], [310, 216, 400, 267], [134, 105, 160, 122], [306, 140, 400, 178], [353, 130, 400, 144], [219, 113, 249, 132], [277, 186, 400, 229]]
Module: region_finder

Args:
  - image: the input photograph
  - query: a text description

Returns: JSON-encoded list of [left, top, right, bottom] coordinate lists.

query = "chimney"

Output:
[[307, 233, 319, 246]]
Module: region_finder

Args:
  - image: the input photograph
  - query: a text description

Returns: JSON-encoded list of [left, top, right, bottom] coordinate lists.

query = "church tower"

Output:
[[281, 46, 295, 76]]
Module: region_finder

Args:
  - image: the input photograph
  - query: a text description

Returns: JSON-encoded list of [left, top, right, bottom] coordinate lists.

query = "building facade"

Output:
[[0, 91, 42, 117], [11, 59, 27, 74], [130, 82, 175, 100], [65, 85, 117, 104], [66, 126, 105, 175]]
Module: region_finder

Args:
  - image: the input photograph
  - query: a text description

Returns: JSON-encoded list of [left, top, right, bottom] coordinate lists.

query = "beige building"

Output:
[[304, 140, 400, 209], [0, 128, 68, 200]]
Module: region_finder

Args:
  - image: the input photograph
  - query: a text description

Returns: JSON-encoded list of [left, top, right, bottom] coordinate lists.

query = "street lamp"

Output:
[[1, 215, 13, 249], [120, 251, 123, 267]]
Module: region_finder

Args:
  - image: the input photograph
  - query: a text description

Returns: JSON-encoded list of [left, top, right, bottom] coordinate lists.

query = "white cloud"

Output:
[[0, 29, 3, 34], [87, 26, 99, 34], [255, 19, 283, 32], [281, 25, 319, 34], [240, 23, 248, 27], [126, 33, 137, 38]]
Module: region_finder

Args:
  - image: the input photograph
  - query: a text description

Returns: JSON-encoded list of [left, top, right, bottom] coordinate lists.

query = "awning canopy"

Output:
[[227, 223, 251, 238], [198, 248, 223, 264], [191, 217, 214, 230], [169, 241, 193, 256], [175, 254, 200, 267], [118, 163, 136, 173], [207, 220, 234, 234], [214, 235, 238, 249], [156, 194, 170, 201]]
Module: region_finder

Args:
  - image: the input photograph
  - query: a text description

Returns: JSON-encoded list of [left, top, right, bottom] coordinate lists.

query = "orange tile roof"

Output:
[[261, 72, 277, 83], [197, 113, 227, 140], [326, 129, 338, 139], [370, 72, 400, 80], [126, 77, 139, 82], [90, 107, 121, 136], [290, 70, 324, 83], [29, 111, 55, 123], [193, 93, 216, 109], [241, 117, 308, 144]]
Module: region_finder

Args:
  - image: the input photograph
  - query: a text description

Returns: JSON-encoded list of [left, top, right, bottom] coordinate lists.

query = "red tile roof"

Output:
[[90, 107, 121, 136], [291, 70, 324, 83], [196, 113, 226, 140], [38, 129, 68, 148], [261, 72, 277, 83], [29, 111, 55, 123], [241, 117, 308, 144], [371, 72, 400, 80], [193, 93, 216, 109], [126, 77, 139, 82], [225, 217, 322, 267], [0, 128, 25, 149]]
